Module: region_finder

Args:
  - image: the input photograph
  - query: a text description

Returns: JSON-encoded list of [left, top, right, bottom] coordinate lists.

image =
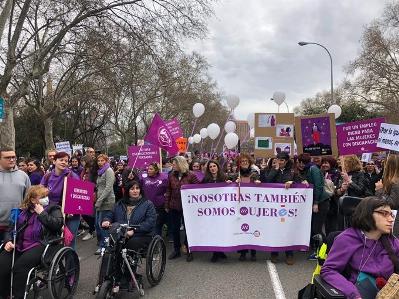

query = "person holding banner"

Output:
[[165, 156, 200, 262], [40, 152, 80, 248], [141, 162, 169, 236], [0, 185, 64, 299], [231, 153, 260, 262], [202, 160, 228, 263], [262, 152, 295, 265], [376, 154, 399, 236], [94, 154, 115, 255]]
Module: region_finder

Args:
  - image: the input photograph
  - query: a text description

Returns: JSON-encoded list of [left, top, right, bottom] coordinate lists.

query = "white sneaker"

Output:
[[82, 233, 94, 241]]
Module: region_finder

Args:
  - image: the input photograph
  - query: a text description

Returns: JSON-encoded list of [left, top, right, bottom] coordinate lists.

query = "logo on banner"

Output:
[[158, 126, 173, 148], [241, 223, 250, 232]]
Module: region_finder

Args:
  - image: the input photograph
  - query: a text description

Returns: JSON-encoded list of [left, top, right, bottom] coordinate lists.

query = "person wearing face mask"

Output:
[[140, 163, 168, 236], [0, 185, 63, 299], [101, 181, 156, 285], [40, 152, 80, 248], [202, 160, 229, 262]]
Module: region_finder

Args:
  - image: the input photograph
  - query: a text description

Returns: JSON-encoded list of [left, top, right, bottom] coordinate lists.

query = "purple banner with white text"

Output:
[[128, 145, 160, 169]]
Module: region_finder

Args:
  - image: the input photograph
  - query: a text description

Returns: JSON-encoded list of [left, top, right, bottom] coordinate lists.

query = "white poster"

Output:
[[181, 183, 313, 252], [377, 123, 399, 151], [55, 141, 72, 154]]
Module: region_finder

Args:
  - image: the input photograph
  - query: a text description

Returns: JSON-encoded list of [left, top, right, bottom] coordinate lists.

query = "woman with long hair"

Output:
[[202, 160, 228, 263], [340, 155, 372, 198], [376, 154, 399, 236], [0, 185, 63, 299], [165, 156, 199, 262]]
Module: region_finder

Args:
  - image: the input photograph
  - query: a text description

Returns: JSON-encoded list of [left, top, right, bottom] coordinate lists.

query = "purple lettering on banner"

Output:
[[128, 145, 160, 169], [336, 117, 385, 155], [165, 118, 183, 141], [63, 177, 95, 215]]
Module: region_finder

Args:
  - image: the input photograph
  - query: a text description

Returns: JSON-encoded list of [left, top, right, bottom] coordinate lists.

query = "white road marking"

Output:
[[267, 260, 287, 299]]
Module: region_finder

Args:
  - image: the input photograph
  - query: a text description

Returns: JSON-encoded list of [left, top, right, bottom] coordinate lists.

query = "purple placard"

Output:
[[300, 116, 333, 156], [63, 178, 95, 215], [165, 118, 183, 141], [336, 117, 385, 155], [128, 145, 160, 169]]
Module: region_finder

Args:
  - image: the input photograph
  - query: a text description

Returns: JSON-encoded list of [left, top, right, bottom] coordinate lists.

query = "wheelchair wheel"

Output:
[[48, 247, 80, 299], [96, 280, 113, 299], [146, 235, 166, 286]]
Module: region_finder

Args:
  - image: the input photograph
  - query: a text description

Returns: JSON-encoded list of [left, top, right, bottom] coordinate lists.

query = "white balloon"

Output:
[[200, 128, 208, 139], [224, 133, 239, 149], [207, 123, 220, 140], [192, 103, 205, 118], [226, 95, 240, 110], [193, 134, 201, 144], [328, 104, 342, 119], [188, 136, 194, 144], [272, 91, 286, 105], [247, 113, 255, 129], [224, 121, 236, 133]]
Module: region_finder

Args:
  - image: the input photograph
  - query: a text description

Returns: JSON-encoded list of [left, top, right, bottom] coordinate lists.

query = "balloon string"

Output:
[[186, 118, 198, 152], [214, 109, 233, 153]]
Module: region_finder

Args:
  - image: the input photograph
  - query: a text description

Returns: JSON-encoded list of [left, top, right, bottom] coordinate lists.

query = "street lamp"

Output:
[[298, 41, 335, 104]]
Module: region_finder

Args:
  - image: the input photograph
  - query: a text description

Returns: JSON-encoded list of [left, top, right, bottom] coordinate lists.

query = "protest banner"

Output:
[[336, 117, 385, 155], [62, 177, 95, 215], [254, 113, 295, 158], [55, 141, 72, 154], [377, 123, 399, 151], [72, 144, 84, 154], [176, 137, 187, 153], [128, 145, 160, 169], [295, 114, 338, 156], [181, 183, 313, 252], [145, 113, 179, 155], [361, 153, 373, 163], [165, 118, 183, 141], [120, 155, 128, 161]]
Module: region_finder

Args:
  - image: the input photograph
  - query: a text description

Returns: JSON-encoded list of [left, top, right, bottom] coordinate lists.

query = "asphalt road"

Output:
[[73, 236, 316, 299]]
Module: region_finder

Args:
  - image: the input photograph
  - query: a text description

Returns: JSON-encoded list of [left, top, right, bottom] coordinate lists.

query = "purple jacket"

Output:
[[321, 228, 399, 299], [40, 169, 80, 205], [140, 173, 168, 208]]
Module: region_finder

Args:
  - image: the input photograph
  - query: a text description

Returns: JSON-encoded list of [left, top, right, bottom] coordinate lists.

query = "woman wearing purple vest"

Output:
[[0, 185, 63, 299]]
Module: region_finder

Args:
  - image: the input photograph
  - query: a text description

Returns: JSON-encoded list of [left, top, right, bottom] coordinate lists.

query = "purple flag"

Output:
[[144, 113, 179, 155], [165, 118, 183, 141], [336, 117, 385, 155]]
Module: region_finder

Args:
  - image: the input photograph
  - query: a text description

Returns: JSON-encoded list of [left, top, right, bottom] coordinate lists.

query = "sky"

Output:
[[184, 0, 388, 121]]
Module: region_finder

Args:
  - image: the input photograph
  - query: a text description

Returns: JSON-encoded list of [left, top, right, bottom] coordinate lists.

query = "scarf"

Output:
[[98, 163, 110, 176]]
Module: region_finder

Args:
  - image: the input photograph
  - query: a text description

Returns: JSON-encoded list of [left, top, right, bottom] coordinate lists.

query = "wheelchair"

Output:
[[93, 223, 166, 298], [300, 196, 363, 299], [0, 237, 80, 299]]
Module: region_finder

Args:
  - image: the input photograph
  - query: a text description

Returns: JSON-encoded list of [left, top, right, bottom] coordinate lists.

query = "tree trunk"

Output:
[[43, 117, 55, 149], [0, 103, 15, 148]]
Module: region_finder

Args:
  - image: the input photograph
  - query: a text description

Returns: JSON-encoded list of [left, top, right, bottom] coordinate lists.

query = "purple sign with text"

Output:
[[165, 118, 183, 141], [300, 116, 333, 156], [336, 117, 385, 155], [63, 178, 95, 215], [128, 144, 160, 169]]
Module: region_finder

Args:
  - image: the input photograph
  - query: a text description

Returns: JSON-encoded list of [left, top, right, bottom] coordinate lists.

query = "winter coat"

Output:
[[365, 171, 382, 195], [165, 171, 199, 211], [295, 165, 330, 204], [95, 167, 115, 211], [262, 161, 294, 184], [4, 205, 64, 246], [346, 171, 372, 198], [103, 197, 156, 236], [321, 228, 399, 299]]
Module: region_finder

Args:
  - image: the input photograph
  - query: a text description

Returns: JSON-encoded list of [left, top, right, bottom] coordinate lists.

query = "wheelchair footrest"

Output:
[[314, 275, 345, 298]]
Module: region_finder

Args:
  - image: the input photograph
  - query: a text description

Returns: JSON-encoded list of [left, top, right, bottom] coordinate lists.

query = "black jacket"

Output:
[[347, 171, 373, 198], [5, 205, 64, 245], [364, 171, 382, 195], [262, 161, 294, 184]]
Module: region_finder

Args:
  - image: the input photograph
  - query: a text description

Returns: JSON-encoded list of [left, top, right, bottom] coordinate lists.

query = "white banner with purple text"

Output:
[[181, 183, 313, 252]]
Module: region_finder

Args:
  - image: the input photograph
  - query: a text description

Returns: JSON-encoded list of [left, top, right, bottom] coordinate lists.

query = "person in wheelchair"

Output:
[[320, 197, 399, 299], [101, 180, 157, 281], [0, 185, 63, 299]]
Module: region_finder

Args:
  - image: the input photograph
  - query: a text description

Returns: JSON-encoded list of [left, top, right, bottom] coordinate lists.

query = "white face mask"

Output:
[[39, 196, 49, 207]]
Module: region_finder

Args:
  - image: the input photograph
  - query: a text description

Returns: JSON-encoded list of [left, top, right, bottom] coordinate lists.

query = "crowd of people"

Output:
[[0, 145, 399, 298]]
